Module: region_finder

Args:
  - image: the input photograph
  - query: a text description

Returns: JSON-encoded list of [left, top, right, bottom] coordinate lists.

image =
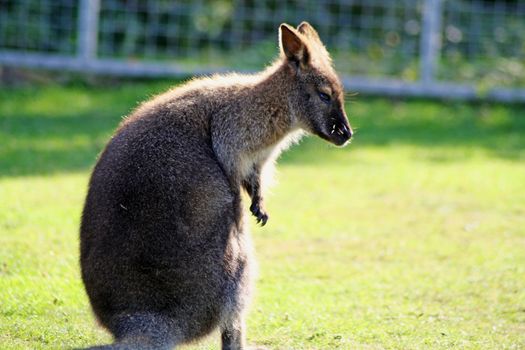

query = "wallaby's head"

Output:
[[279, 22, 352, 146]]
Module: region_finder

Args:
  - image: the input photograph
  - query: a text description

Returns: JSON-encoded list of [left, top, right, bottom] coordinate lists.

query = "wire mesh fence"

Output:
[[0, 0, 524, 101]]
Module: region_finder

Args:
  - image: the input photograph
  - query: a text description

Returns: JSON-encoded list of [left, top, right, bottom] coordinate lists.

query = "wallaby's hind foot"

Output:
[[221, 312, 245, 350], [220, 312, 268, 350]]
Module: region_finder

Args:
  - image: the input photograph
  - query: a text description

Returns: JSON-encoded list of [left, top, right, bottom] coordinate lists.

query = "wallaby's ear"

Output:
[[279, 23, 310, 67], [297, 21, 322, 44]]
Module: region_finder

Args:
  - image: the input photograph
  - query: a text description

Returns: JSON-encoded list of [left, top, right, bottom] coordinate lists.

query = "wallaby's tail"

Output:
[[80, 342, 168, 350], [78, 312, 180, 350], [81, 344, 140, 350], [80, 341, 171, 350]]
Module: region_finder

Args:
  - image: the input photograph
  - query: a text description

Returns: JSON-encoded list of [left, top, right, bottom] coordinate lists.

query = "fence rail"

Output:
[[1, 0, 524, 102]]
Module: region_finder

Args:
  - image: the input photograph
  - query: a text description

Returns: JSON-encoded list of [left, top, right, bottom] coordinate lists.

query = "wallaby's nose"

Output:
[[327, 111, 353, 146], [340, 109, 352, 140], [342, 122, 353, 140]]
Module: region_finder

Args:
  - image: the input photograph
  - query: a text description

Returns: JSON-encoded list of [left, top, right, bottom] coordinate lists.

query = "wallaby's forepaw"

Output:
[[250, 201, 268, 226]]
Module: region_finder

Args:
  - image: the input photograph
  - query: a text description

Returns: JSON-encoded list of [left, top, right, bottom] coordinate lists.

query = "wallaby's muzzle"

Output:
[[314, 119, 352, 146], [331, 119, 353, 146], [315, 111, 352, 146]]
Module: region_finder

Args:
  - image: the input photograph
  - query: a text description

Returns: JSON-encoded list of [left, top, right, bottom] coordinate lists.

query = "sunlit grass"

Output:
[[1, 83, 524, 349]]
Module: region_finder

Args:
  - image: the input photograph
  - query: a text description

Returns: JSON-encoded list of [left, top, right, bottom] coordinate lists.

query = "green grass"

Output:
[[1, 81, 524, 350]]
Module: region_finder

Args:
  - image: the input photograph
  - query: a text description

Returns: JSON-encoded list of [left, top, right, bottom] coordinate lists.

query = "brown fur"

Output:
[[79, 22, 352, 350]]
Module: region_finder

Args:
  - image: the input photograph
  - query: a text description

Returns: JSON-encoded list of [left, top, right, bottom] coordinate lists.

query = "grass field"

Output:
[[1, 81, 524, 350]]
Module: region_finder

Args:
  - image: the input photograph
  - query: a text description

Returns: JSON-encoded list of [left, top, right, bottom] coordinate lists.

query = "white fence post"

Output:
[[420, 0, 443, 83], [78, 0, 100, 62]]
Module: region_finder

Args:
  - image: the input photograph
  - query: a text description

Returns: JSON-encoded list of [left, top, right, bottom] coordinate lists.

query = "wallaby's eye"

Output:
[[318, 91, 331, 103]]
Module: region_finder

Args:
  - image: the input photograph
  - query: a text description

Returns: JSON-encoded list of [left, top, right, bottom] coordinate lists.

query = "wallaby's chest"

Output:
[[237, 130, 302, 180], [238, 146, 275, 180]]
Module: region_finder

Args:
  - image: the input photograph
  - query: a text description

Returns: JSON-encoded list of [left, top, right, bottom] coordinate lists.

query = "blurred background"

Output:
[[0, 1, 524, 349], [1, 0, 525, 101]]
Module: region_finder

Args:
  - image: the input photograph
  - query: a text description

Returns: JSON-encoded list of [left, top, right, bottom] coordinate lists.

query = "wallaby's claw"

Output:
[[255, 214, 268, 226], [250, 202, 269, 226], [258, 212, 268, 226]]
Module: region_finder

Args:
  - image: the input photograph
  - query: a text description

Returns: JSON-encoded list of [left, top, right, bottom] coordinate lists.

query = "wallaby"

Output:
[[80, 22, 352, 350]]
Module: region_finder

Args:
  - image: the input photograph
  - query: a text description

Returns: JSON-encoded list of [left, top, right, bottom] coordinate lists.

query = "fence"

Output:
[[1, 0, 524, 102]]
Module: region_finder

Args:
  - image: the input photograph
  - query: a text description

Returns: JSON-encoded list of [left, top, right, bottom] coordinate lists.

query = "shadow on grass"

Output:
[[0, 84, 141, 177], [1, 86, 524, 178], [0, 113, 119, 177]]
